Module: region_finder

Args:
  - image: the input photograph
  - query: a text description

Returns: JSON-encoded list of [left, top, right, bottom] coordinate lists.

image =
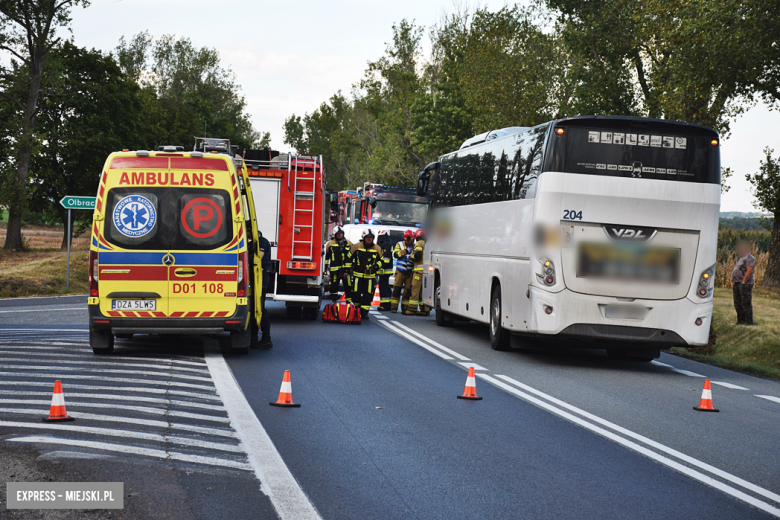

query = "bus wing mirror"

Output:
[[416, 171, 429, 197]]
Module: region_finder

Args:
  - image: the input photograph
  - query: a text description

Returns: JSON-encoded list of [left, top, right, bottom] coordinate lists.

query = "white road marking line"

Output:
[[0, 372, 215, 391], [756, 395, 780, 405], [0, 365, 213, 382], [7, 436, 251, 471], [390, 322, 470, 361], [0, 350, 207, 367], [458, 362, 487, 371], [0, 308, 86, 313], [650, 360, 673, 367], [0, 399, 229, 423], [670, 368, 706, 378], [0, 421, 242, 453], [0, 357, 209, 374], [0, 408, 237, 438], [377, 321, 453, 361], [0, 391, 226, 411], [710, 382, 749, 391], [204, 345, 322, 520], [489, 374, 780, 509], [374, 315, 390, 320], [0, 381, 220, 401]]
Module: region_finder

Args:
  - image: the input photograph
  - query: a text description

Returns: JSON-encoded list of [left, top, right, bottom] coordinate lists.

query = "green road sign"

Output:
[[60, 196, 96, 210]]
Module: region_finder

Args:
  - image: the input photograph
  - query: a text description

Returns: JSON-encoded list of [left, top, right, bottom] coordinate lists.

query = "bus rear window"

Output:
[[557, 126, 719, 184]]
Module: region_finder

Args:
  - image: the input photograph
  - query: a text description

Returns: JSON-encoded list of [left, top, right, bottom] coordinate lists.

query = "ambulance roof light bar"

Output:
[[158, 145, 185, 152], [193, 136, 231, 154]]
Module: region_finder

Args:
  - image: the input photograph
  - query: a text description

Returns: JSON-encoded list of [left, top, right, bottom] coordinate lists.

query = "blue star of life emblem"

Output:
[[113, 195, 156, 238]]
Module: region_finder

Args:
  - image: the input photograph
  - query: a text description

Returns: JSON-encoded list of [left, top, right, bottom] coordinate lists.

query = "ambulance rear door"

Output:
[[98, 156, 171, 318], [166, 157, 240, 319]]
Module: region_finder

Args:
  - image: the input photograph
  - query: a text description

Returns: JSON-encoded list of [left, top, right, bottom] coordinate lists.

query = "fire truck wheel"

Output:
[[90, 329, 114, 355], [230, 327, 250, 354], [286, 306, 303, 319], [303, 307, 318, 320]]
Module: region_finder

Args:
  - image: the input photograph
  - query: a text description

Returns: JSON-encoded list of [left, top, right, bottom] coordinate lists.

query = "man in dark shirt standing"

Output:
[[732, 240, 756, 326], [255, 231, 273, 348]]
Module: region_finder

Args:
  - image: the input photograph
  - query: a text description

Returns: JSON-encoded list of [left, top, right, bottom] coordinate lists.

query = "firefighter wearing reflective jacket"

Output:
[[376, 229, 393, 311], [349, 229, 383, 319], [405, 229, 430, 316], [325, 227, 353, 302], [391, 229, 415, 313]]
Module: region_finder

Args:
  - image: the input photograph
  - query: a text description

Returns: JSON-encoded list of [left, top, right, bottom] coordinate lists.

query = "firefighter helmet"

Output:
[[362, 229, 375, 239], [414, 229, 425, 240], [334, 227, 344, 237], [403, 229, 414, 240], [377, 229, 389, 236]]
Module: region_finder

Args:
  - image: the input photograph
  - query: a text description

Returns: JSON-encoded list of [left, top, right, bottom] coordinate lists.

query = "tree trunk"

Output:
[[3, 47, 45, 251], [761, 214, 780, 288], [56, 204, 70, 251], [3, 212, 25, 251]]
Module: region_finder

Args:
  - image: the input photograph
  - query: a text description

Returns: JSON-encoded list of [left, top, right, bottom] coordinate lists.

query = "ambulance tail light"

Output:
[[237, 252, 248, 297], [89, 250, 99, 297]]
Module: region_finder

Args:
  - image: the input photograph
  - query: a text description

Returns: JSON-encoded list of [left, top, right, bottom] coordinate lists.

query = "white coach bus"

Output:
[[417, 116, 720, 360]]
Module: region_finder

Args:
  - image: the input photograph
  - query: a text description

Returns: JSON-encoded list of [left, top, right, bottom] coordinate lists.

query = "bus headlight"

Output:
[[696, 265, 715, 298]]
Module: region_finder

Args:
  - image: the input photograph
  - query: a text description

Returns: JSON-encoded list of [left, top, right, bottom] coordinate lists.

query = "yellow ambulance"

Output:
[[87, 138, 262, 354]]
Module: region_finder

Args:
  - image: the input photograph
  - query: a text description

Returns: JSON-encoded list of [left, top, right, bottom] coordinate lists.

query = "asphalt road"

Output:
[[0, 295, 778, 519]]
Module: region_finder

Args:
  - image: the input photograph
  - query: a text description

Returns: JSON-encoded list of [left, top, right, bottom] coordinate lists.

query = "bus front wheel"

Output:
[[434, 285, 451, 327], [490, 285, 511, 351]]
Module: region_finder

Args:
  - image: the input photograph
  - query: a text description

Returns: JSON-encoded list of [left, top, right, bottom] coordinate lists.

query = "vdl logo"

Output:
[[113, 195, 157, 238], [604, 225, 657, 242]]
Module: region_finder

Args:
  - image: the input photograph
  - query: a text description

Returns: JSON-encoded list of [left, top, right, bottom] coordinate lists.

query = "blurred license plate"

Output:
[[577, 242, 680, 283], [112, 300, 156, 311], [605, 305, 647, 320]]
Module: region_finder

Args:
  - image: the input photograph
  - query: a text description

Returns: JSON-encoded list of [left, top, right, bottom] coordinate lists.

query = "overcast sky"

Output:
[[62, 0, 778, 212]]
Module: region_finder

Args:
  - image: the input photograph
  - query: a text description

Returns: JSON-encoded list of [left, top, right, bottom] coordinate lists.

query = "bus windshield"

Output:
[[548, 120, 720, 185], [371, 201, 427, 226]]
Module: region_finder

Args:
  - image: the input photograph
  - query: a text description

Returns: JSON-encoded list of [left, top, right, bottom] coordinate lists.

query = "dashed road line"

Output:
[[0, 357, 209, 374], [756, 395, 780, 405], [391, 321, 470, 360], [0, 399, 230, 423], [0, 408, 237, 438], [0, 391, 225, 411], [670, 368, 706, 378], [0, 421, 242, 453], [458, 362, 487, 371], [0, 381, 220, 401], [711, 381, 749, 391], [7, 436, 252, 471], [0, 372, 216, 391], [0, 350, 207, 367], [0, 364, 213, 381]]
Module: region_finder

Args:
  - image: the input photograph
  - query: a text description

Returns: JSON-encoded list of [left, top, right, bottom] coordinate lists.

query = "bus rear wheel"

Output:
[[490, 285, 511, 351]]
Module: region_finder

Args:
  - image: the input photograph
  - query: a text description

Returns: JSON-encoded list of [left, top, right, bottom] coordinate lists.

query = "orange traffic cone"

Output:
[[693, 379, 719, 412], [43, 381, 74, 422], [270, 370, 301, 407], [371, 285, 381, 307], [457, 367, 482, 400]]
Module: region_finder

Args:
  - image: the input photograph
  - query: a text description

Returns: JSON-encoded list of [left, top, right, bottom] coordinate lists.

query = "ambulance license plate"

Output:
[[112, 300, 156, 311]]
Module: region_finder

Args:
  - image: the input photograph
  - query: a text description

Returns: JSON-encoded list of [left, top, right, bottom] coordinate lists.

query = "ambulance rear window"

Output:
[[169, 188, 233, 250], [105, 188, 167, 250]]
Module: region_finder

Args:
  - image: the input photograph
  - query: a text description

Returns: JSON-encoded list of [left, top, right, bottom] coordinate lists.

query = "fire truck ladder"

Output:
[[290, 154, 321, 261]]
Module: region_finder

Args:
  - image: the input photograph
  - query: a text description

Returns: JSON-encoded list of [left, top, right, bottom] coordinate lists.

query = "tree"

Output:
[[29, 42, 145, 248], [115, 32, 264, 150], [0, 0, 90, 250], [746, 148, 780, 288]]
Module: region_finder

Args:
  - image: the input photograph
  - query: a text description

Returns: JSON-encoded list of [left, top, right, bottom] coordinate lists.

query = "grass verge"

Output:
[[670, 287, 780, 378], [0, 249, 88, 298]]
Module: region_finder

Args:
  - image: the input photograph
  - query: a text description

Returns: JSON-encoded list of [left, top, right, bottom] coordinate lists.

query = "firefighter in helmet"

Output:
[[349, 229, 383, 319], [391, 229, 415, 313], [405, 228, 430, 316], [376, 229, 393, 310], [325, 227, 353, 302]]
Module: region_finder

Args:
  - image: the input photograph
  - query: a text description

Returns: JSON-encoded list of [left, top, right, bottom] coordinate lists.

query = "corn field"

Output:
[[715, 229, 772, 288]]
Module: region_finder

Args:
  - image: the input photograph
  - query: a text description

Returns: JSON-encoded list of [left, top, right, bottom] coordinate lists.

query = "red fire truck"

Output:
[[240, 149, 327, 319]]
